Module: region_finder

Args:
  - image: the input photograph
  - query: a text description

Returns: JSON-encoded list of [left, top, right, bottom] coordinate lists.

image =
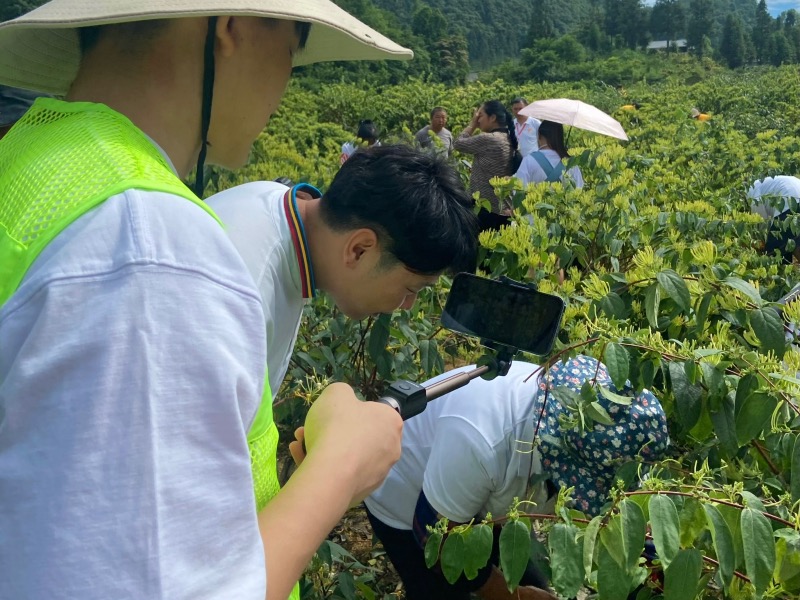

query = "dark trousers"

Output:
[[477, 208, 510, 233], [366, 507, 548, 600]]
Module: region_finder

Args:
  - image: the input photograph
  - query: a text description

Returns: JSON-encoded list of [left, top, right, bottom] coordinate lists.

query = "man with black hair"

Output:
[[415, 106, 454, 156], [208, 144, 479, 399], [511, 97, 540, 157]]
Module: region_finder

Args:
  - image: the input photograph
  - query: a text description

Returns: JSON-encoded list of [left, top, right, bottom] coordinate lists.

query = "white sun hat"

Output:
[[0, 0, 414, 95]]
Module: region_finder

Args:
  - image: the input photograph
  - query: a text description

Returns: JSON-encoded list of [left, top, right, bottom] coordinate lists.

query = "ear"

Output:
[[215, 16, 237, 59], [343, 229, 379, 268]]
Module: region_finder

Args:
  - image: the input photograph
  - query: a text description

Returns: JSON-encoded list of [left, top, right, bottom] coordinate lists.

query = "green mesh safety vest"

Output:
[[0, 101, 290, 595]]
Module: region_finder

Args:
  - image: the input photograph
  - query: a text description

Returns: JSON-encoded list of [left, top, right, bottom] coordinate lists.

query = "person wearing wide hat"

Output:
[[0, 84, 49, 139], [365, 355, 669, 600], [0, 2, 412, 599]]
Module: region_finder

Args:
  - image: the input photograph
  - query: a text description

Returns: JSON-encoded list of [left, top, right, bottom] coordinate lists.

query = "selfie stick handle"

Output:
[[377, 343, 517, 420]]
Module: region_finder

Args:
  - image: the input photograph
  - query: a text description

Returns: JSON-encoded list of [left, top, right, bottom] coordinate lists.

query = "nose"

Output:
[[399, 293, 418, 310]]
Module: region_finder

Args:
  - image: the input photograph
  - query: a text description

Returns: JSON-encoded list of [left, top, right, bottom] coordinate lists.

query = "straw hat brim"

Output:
[[0, 0, 413, 95]]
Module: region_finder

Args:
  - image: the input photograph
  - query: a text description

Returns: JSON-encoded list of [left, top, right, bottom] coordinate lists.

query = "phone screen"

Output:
[[441, 274, 565, 355]]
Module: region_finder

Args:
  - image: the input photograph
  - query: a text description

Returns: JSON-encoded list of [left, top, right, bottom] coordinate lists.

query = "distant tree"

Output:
[[577, 19, 608, 53], [687, 0, 714, 57], [434, 35, 470, 85], [411, 5, 447, 42], [770, 30, 795, 65], [720, 13, 747, 68], [650, 0, 686, 48], [526, 0, 556, 44], [751, 0, 774, 63], [0, 0, 40, 22], [605, 0, 647, 49]]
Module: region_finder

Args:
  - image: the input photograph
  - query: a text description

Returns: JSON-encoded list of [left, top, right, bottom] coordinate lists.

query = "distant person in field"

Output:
[[514, 120, 584, 189], [510, 97, 540, 157], [0, 85, 49, 140], [340, 119, 380, 165], [690, 107, 711, 121], [748, 175, 800, 263], [454, 99, 522, 232], [415, 106, 453, 156]]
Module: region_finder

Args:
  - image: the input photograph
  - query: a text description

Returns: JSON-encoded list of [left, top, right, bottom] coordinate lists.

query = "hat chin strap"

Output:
[[194, 16, 217, 198]]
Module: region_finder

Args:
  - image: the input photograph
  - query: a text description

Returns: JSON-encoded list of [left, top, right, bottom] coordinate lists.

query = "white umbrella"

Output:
[[520, 98, 628, 141]]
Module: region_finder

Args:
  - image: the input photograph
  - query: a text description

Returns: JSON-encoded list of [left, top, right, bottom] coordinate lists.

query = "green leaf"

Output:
[[750, 308, 786, 358], [583, 515, 603, 579], [645, 283, 661, 329], [463, 524, 493, 580], [775, 530, 800, 593], [440, 531, 466, 584], [424, 531, 443, 569], [678, 498, 707, 548], [598, 386, 632, 405], [366, 314, 391, 364], [704, 504, 735, 590], [709, 394, 739, 459], [649, 495, 680, 570], [548, 523, 584, 598], [586, 401, 615, 426], [604, 342, 630, 389], [657, 269, 692, 312], [597, 541, 633, 599], [741, 508, 776, 599], [663, 549, 702, 600], [700, 362, 725, 398], [599, 292, 626, 319], [620, 499, 646, 572], [337, 571, 357, 600], [499, 519, 531, 591], [723, 276, 763, 306], [735, 391, 778, 446], [792, 435, 800, 505], [694, 292, 713, 334], [669, 361, 703, 432]]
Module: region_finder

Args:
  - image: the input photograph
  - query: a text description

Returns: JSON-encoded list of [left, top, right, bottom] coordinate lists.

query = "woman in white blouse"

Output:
[[514, 120, 584, 189]]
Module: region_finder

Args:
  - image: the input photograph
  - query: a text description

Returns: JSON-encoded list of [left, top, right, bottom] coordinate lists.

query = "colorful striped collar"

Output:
[[283, 184, 320, 299]]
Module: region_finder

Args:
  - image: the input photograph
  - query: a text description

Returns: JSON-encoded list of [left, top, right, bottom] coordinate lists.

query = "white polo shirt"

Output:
[[207, 182, 316, 397], [365, 361, 548, 529], [515, 117, 541, 157]]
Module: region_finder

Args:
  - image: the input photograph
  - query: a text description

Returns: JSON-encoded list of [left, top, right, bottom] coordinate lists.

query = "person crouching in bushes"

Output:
[[340, 119, 380, 165], [364, 355, 670, 600]]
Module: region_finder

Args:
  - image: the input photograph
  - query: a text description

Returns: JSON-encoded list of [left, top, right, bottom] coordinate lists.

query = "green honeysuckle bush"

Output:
[[215, 65, 800, 599]]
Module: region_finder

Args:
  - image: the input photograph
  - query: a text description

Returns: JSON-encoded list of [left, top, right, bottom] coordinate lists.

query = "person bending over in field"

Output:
[[363, 355, 670, 600]]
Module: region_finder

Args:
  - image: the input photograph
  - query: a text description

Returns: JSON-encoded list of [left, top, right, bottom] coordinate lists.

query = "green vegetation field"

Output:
[[222, 65, 800, 599]]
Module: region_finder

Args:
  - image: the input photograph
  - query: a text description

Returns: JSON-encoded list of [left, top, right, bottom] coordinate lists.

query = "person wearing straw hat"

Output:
[[0, 2, 412, 599], [364, 355, 669, 600], [0, 84, 49, 139]]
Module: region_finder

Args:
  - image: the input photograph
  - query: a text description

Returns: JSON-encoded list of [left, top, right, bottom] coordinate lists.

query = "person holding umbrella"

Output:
[[514, 120, 584, 188]]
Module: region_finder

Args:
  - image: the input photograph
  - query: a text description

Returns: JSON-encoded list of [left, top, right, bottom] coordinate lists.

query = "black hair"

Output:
[[511, 97, 527, 105], [482, 99, 522, 172], [538, 120, 570, 159], [430, 106, 447, 117], [356, 119, 379, 142], [320, 145, 479, 275], [78, 19, 311, 54]]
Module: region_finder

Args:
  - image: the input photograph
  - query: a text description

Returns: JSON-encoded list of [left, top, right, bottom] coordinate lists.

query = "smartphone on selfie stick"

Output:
[[376, 273, 565, 420]]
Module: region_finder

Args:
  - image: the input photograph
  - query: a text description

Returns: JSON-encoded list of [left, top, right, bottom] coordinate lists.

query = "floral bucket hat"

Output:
[[535, 355, 670, 516]]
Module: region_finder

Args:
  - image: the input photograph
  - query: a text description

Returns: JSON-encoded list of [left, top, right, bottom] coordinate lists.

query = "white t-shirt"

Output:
[[207, 181, 312, 397], [365, 361, 548, 530], [515, 117, 541, 157], [0, 189, 267, 599], [514, 149, 584, 189], [748, 175, 800, 220]]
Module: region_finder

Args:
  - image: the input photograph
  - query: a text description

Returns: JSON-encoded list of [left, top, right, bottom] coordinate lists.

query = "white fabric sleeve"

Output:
[[0, 201, 267, 598], [421, 417, 499, 523]]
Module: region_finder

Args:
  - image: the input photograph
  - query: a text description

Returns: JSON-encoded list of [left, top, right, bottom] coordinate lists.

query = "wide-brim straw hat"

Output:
[[0, 0, 413, 95]]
